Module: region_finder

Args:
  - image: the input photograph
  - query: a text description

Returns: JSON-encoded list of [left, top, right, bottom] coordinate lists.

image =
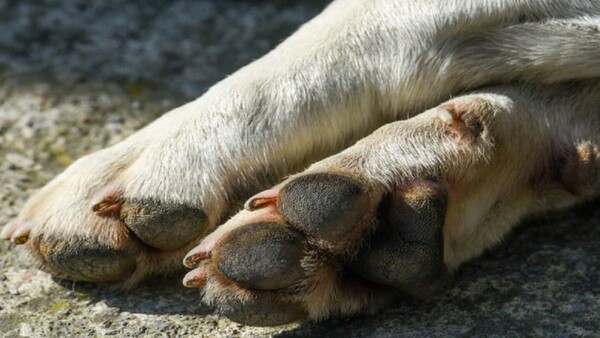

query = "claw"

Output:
[[91, 185, 123, 218], [0, 219, 21, 241], [244, 184, 283, 211], [11, 222, 32, 244], [183, 246, 210, 269], [183, 267, 207, 288], [436, 107, 454, 125]]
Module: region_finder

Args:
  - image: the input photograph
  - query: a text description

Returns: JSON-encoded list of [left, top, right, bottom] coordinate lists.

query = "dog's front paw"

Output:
[[0, 136, 212, 285], [183, 172, 449, 326]]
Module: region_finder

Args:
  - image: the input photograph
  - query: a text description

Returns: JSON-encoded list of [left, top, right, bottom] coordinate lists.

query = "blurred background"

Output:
[[0, 0, 329, 97]]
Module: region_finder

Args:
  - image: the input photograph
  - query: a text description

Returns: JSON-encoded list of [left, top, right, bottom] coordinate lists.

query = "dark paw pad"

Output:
[[121, 199, 206, 251], [37, 236, 137, 282], [213, 223, 307, 290], [351, 181, 448, 297], [278, 173, 370, 241], [560, 142, 600, 195]]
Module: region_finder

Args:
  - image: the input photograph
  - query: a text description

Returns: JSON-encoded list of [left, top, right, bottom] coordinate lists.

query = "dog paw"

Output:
[[183, 84, 599, 325], [0, 99, 256, 286], [1, 142, 212, 285], [183, 173, 449, 326]]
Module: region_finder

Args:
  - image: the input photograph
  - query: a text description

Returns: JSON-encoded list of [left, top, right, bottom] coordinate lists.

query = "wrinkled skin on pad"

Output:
[[213, 223, 307, 290], [38, 235, 138, 283], [278, 174, 371, 242], [351, 182, 449, 298], [120, 200, 207, 252]]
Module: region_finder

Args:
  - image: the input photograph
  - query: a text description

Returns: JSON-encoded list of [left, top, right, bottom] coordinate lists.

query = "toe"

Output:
[[278, 173, 372, 242], [213, 223, 307, 290], [92, 185, 208, 252], [120, 199, 207, 251], [36, 234, 139, 283]]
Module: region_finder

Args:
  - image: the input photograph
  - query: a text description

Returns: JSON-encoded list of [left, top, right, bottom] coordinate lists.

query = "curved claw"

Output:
[[11, 222, 32, 244], [183, 267, 207, 288], [0, 219, 21, 240], [183, 245, 210, 269], [244, 183, 283, 211], [91, 184, 123, 218]]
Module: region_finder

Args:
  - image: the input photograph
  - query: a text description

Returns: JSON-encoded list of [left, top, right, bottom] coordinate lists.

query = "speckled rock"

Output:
[[0, 1, 599, 337]]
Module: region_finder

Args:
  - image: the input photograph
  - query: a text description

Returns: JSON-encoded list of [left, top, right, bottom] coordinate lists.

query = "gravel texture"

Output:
[[0, 1, 599, 337]]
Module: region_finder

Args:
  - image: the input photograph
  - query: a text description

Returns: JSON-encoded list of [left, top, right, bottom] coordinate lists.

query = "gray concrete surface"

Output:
[[0, 1, 598, 337]]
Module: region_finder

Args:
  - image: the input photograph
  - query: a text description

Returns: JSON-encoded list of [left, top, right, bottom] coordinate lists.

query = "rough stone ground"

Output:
[[0, 1, 598, 337]]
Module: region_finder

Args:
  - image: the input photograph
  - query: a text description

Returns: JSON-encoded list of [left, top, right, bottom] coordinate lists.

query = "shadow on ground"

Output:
[[277, 200, 600, 337]]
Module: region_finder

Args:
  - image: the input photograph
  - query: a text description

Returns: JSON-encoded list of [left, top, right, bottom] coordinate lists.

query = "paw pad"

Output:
[[278, 173, 370, 242], [213, 223, 306, 290]]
